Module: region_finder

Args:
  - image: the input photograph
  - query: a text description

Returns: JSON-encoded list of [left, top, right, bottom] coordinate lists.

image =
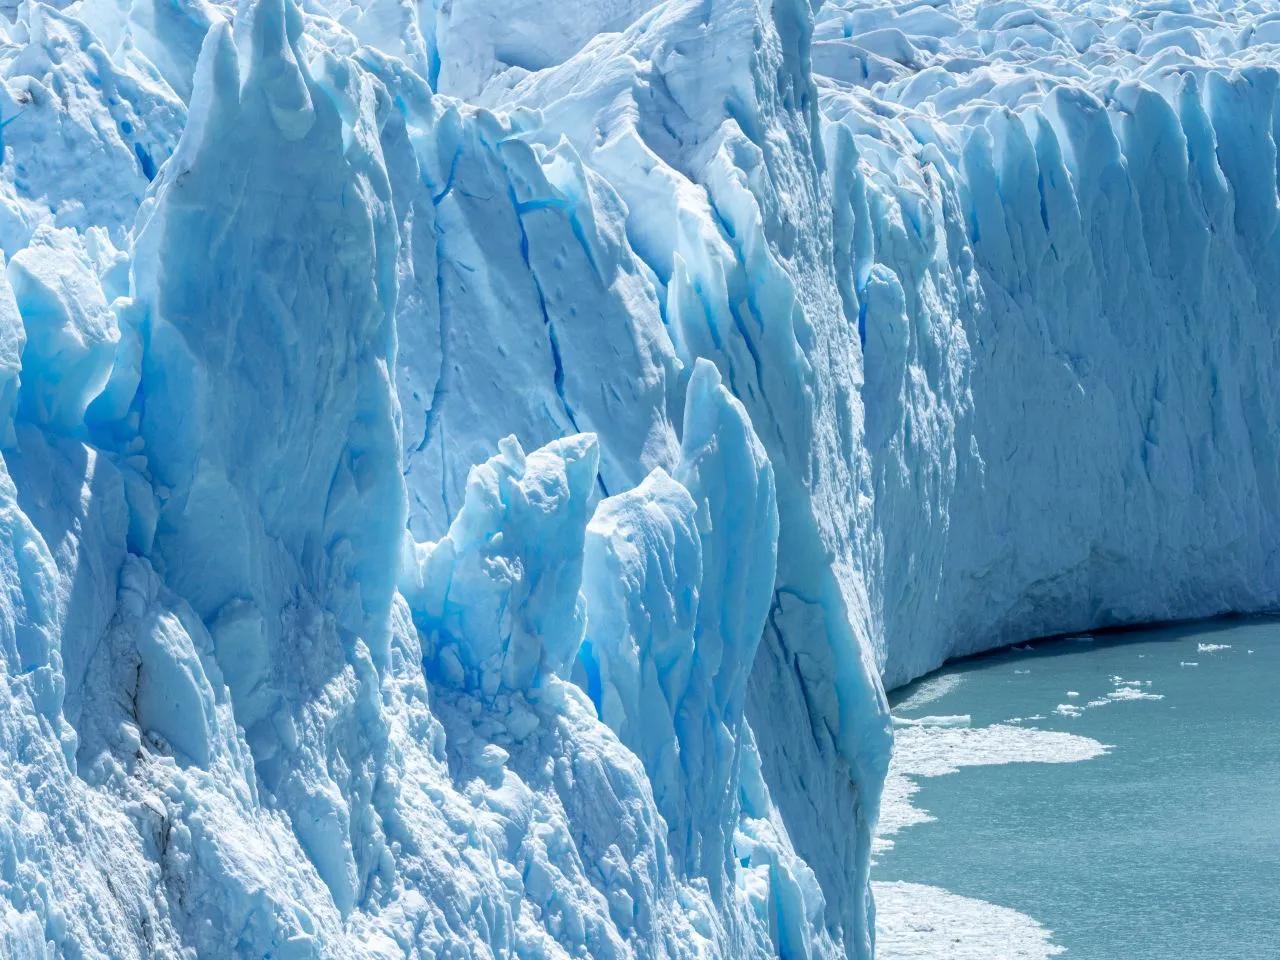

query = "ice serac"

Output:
[[128, 5, 409, 920], [3, 0, 1280, 958], [406, 431, 599, 694], [497, 3, 893, 951], [579, 359, 779, 895]]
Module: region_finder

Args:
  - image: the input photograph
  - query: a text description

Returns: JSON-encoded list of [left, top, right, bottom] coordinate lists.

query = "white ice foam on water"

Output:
[[890, 724, 1108, 783], [1197, 643, 1232, 653], [892, 714, 971, 729], [876, 688, 1110, 952], [874, 882, 1065, 960], [876, 722, 1108, 853]]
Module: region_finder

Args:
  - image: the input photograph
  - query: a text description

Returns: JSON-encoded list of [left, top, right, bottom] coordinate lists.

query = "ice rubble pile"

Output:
[[1, 0, 1279, 958]]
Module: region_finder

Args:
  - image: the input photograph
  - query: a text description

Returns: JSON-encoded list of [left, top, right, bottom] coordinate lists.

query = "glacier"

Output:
[[1, 0, 1280, 957]]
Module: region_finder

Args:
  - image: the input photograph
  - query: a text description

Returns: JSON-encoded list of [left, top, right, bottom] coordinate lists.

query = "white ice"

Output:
[[2, 0, 1279, 957]]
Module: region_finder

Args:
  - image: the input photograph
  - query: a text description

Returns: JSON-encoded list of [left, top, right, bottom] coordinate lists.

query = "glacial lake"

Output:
[[874, 619, 1280, 960]]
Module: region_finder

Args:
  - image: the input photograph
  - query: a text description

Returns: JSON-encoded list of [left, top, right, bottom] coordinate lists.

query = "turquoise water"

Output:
[[879, 619, 1280, 959]]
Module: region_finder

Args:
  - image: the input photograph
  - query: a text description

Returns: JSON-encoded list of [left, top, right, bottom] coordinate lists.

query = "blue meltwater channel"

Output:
[[876, 619, 1280, 959]]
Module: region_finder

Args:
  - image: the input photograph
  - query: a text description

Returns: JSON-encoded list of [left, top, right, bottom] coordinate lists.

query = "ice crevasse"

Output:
[[0, 0, 1278, 957]]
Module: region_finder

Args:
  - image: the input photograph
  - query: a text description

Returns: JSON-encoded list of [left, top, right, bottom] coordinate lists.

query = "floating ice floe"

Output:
[[1107, 686, 1165, 702]]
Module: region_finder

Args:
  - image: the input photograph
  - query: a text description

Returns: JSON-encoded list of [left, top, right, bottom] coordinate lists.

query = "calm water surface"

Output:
[[879, 619, 1280, 959]]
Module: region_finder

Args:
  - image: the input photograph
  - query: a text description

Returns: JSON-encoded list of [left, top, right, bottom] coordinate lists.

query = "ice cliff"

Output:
[[1, 0, 1279, 957]]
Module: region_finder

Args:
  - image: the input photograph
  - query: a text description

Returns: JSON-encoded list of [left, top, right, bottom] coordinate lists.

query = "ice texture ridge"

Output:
[[1, 0, 1280, 957]]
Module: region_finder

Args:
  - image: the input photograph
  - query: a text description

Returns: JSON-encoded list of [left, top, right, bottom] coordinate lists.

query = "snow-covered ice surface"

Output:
[[2, 0, 1280, 957]]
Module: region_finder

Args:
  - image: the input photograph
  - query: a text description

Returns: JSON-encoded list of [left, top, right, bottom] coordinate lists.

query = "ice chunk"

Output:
[[578, 359, 777, 884], [6, 227, 119, 434], [408, 433, 599, 694], [0, 259, 25, 447]]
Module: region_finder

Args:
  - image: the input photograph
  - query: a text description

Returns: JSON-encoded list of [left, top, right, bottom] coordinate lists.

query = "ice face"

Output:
[[577, 360, 779, 891], [1, 0, 1280, 958]]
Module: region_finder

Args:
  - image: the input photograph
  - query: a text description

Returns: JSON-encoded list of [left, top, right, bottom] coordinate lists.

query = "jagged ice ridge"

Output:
[[1, 0, 1279, 957]]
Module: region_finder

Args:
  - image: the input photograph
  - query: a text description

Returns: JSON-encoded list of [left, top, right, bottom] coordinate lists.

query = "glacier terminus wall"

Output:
[[1, 0, 1279, 957]]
